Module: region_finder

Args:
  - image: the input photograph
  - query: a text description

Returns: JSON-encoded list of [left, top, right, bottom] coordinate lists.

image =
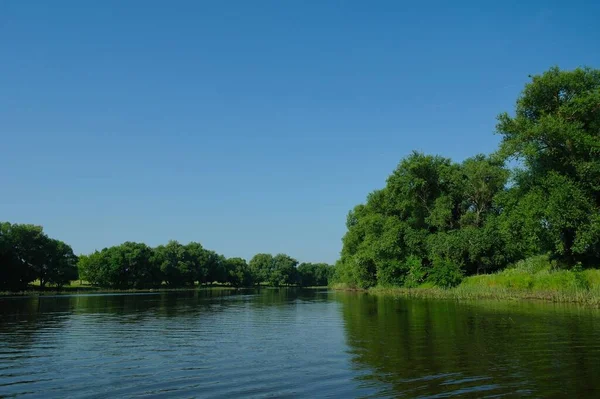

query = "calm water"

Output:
[[1, 289, 600, 398]]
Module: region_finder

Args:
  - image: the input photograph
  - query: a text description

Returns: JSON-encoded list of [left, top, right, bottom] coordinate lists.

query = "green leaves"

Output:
[[297, 263, 333, 287], [76, 245, 318, 289], [497, 66, 600, 266], [225, 257, 252, 287], [249, 253, 274, 285], [0, 222, 78, 290], [336, 152, 509, 288], [270, 254, 298, 287], [336, 66, 600, 288]]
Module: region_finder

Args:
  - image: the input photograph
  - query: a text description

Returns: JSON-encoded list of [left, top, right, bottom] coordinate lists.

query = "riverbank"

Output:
[[0, 285, 240, 297], [0, 283, 327, 297], [333, 259, 600, 307]]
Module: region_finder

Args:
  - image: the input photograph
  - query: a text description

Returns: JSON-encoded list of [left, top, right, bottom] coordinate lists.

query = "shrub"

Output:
[[427, 257, 463, 288], [511, 254, 554, 274], [403, 256, 427, 288]]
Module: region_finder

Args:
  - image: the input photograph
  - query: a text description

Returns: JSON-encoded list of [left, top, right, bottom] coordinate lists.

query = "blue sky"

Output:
[[2, 0, 599, 263]]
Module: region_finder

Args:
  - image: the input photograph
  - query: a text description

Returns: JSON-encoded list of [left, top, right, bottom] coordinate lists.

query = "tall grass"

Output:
[[366, 256, 600, 307]]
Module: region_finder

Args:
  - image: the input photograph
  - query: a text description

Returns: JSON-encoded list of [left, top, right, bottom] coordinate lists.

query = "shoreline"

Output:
[[0, 285, 327, 297], [332, 284, 600, 308]]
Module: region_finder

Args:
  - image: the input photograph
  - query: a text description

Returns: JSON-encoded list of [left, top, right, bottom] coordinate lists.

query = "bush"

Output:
[[583, 269, 600, 289], [376, 260, 407, 287], [510, 254, 554, 274], [403, 256, 427, 288], [427, 258, 463, 288]]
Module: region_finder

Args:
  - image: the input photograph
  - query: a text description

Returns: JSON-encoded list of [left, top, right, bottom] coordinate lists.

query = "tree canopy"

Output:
[[334, 66, 600, 289], [1, 222, 333, 290], [0, 222, 78, 290], [4, 66, 594, 292]]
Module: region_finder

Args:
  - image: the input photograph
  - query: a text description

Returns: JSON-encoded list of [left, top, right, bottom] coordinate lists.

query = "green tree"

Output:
[[225, 257, 253, 287], [270, 254, 298, 286], [94, 242, 158, 289], [0, 222, 40, 289], [185, 242, 208, 284], [249, 253, 274, 285], [78, 251, 101, 285], [335, 152, 509, 288], [205, 251, 227, 284], [0, 222, 78, 290], [496, 66, 600, 266], [43, 239, 78, 288], [152, 240, 194, 287], [297, 263, 334, 286]]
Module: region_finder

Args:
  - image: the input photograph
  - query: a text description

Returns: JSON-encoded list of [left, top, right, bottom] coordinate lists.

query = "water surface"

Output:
[[1, 289, 599, 397]]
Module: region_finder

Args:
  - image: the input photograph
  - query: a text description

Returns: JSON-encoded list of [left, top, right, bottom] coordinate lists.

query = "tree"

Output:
[[496, 66, 600, 266], [335, 152, 509, 288], [0, 222, 78, 290], [78, 241, 231, 288], [270, 254, 298, 286], [152, 240, 194, 287], [0, 222, 40, 289], [78, 251, 104, 285], [1, 221, 334, 290], [249, 253, 274, 285], [205, 251, 227, 284], [90, 242, 158, 289], [334, 66, 600, 288], [43, 239, 78, 288], [297, 263, 334, 286], [184, 242, 205, 284], [225, 257, 253, 287]]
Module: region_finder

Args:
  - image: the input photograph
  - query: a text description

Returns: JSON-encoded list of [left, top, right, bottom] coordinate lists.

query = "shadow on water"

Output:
[[333, 291, 600, 397]]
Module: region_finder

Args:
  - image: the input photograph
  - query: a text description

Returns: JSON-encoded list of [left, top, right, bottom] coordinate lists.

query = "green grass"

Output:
[[0, 282, 252, 297], [341, 256, 600, 307], [330, 282, 364, 291], [0, 282, 324, 297]]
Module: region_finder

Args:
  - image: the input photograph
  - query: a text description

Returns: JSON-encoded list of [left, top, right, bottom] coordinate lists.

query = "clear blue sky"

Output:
[[2, 0, 599, 263]]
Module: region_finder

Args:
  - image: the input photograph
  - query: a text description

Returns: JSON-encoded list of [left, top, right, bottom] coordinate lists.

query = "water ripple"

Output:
[[2, 291, 600, 398]]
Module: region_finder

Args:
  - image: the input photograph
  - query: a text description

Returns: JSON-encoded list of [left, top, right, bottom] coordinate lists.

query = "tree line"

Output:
[[0, 223, 333, 291], [0, 222, 78, 290], [334, 66, 600, 288]]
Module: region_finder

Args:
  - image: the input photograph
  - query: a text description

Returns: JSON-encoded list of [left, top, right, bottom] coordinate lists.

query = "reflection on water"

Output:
[[335, 292, 600, 397], [1, 289, 599, 398]]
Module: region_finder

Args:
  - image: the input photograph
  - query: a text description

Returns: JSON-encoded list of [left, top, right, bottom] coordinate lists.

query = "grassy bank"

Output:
[[0, 282, 251, 297], [0, 282, 325, 297], [334, 256, 600, 307]]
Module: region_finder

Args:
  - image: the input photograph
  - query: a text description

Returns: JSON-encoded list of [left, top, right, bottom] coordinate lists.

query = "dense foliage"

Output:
[[334, 67, 600, 289], [247, 254, 334, 287], [0, 222, 78, 290], [0, 224, 333, 290], [297, 263, 335, 287], [78, 241, 249, 289], [78, 245, 332, 289]]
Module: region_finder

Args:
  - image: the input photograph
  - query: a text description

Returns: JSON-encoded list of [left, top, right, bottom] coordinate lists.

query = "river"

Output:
[[1, 289, 599, 397]]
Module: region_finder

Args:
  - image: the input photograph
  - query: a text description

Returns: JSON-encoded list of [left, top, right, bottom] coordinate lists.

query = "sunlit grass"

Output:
[[1, 281, 320, 297], [357, 256, 600, 307]]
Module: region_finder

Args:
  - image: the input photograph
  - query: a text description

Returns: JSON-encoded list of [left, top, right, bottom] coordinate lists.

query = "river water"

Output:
[[1, 289, 599, 398]]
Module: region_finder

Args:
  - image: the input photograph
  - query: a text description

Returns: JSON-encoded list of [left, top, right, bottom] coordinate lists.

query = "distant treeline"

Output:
[[0, 222, 78, 290], [0, 223, 333, 291], [334, 66, 600, 289]]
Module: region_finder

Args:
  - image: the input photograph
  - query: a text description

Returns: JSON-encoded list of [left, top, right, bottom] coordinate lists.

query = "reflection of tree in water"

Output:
[[335, 292, 600, 397], [0, 290, 277, 356], [248, 287, 328, 308], [68, 290, 253, 321], [0, 288, 329, 338], [0, 297, 72, 352]]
